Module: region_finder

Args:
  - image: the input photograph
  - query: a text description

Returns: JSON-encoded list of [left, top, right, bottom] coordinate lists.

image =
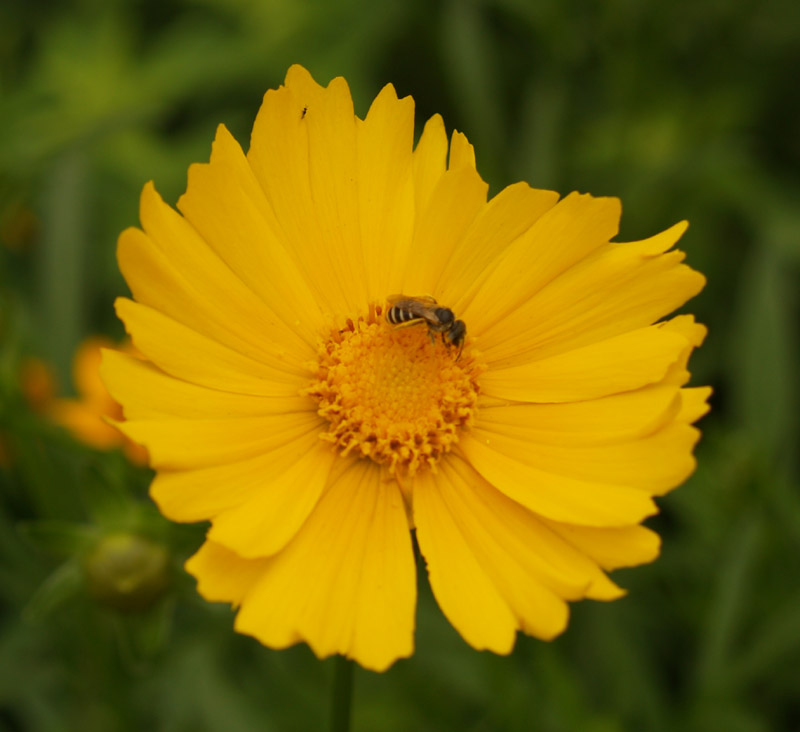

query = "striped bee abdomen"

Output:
[[387, 305, 421, 324]]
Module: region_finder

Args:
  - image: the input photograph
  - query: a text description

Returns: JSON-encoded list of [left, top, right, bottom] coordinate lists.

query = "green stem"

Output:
[[330, 655, 355, 732], [40, 148, 89, 383]]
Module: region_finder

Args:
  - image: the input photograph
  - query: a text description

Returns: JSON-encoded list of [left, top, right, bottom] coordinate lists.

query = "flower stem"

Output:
[[330, 655, 355, 732]]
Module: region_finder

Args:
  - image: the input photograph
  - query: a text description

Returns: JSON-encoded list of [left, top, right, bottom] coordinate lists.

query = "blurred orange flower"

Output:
[[19, 357, 58, 412], [50, 338, 148, 465]]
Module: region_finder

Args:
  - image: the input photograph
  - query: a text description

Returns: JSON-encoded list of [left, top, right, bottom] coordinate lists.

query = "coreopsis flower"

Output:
[[51, 337, 148, 465], [102, 65, 709, 671]]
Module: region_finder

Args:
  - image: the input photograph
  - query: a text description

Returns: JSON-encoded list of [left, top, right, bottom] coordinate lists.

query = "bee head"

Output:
[[446, 320, 466, 347]]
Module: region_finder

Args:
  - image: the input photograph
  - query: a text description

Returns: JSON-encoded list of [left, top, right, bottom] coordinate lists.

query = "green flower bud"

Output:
[[83, 533, 170, 612]]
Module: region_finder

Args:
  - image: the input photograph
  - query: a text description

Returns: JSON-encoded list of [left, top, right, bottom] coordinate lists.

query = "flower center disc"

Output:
[[306, 304, 482, 479]]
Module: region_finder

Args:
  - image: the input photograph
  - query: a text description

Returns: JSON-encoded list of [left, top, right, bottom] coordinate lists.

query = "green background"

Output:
[[1, 0, 799, 729]]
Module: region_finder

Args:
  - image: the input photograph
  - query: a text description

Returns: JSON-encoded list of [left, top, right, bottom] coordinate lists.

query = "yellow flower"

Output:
[[102, 65, 709, 671], [51, 337, 148, 465]]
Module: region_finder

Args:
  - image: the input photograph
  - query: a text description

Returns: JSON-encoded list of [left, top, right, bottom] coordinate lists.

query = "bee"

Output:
[[385, 294, 466, 358]]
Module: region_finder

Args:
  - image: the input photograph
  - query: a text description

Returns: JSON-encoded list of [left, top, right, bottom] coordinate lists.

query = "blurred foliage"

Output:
[[1, 0, 799, 730]]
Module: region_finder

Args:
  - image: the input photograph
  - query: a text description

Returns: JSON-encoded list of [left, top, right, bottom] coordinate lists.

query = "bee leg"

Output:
[[429, 331, 437, 346], [392, 319, 425, 332]]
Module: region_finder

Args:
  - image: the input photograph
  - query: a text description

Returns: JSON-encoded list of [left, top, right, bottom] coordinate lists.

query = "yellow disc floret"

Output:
[[306, 304, 482, 479]]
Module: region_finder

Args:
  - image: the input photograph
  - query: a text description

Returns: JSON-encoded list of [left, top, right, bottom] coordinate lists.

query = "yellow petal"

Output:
[[402, 168, 488, 294], [289, 71, 368, 310], [461, 192, 622, 337], [678, 386, 712, 423], [412, 114, 448, 223], [150, 427, 326, 522], [176, 125, 329, 332], [468, 420, 699, 497], [416, 488, 516, 650], [122, 189, 313, 366], [247, 67, 366, 315], [118, 410, 322, 470], [459, 432, 658, 526], [445, 456, 601, 597], [437, 183, 560, 309], [207, 440, 338, 557], [356, 84, 416, 299], [657, 315, 708, 386], [247, 84, 319, 290], [115, 298, 305, 397], [660, 313, 707, 344], [101, 349, 311, 421], [185, 540, 270, 607], [448, 130, 476, 170], [476, 384, 681, 446], [480, 322, 691, 402], [415, 457, 579, 651], [542, 521, 661, 571], [581, 572, 626, 601], [478, 222, 705, 364], [233, 458, 416, 672]]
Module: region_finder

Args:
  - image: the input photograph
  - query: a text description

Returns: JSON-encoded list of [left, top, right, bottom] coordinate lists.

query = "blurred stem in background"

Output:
[[39, 148, 89, 382]]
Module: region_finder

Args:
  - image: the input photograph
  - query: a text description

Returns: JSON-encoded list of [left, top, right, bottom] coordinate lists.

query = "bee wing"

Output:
[[386, 294, 438, 306]]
